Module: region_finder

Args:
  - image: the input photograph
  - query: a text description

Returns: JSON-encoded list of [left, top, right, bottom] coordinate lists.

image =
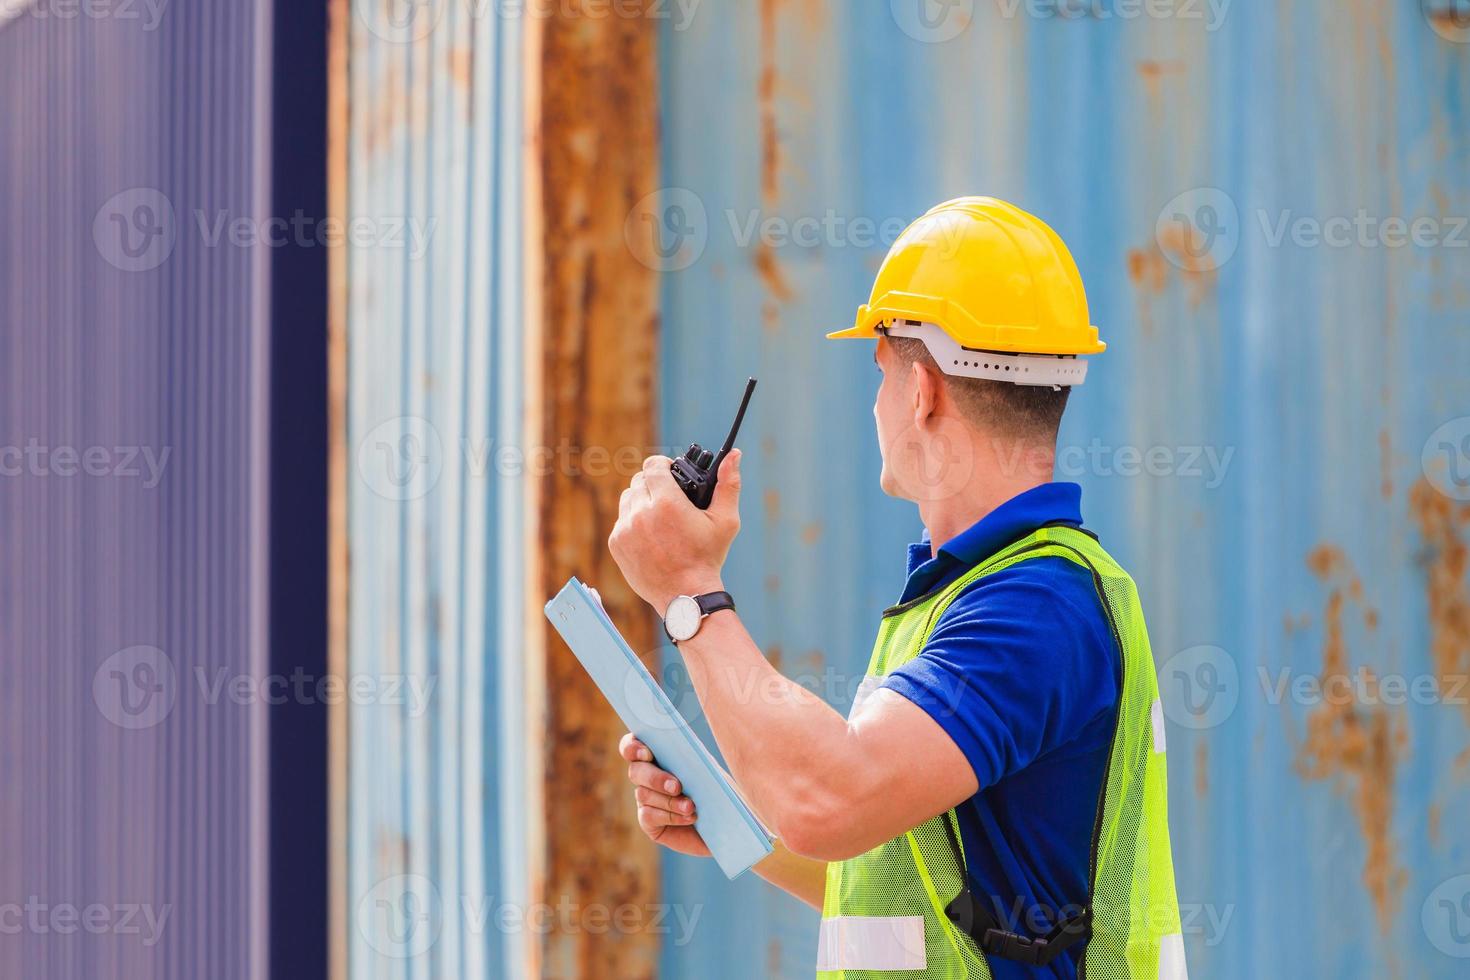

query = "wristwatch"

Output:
[[663, 591, 736, 643]]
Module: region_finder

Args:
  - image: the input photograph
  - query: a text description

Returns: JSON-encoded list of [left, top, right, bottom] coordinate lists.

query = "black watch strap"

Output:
[[694, 591, 736, 617]]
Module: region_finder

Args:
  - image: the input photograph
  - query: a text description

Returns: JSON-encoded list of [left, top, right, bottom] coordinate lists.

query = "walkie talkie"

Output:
[[671, 378, 757, 510]]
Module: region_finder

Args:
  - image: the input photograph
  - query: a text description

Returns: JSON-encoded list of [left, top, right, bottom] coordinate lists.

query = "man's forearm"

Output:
[[752, 839, 827, 910], [675, 608, 869, 858]]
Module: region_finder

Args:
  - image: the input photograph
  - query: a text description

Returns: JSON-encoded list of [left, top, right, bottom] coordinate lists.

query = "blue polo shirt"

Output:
[[880, 483, 1120, 980]]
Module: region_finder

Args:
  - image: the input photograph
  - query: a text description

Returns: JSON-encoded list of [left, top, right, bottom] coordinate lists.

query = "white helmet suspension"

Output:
[[882, 320, 1089, 390]]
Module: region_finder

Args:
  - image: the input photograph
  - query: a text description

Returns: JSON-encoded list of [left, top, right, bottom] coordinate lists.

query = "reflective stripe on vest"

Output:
[[817, 525, 1187, 979]]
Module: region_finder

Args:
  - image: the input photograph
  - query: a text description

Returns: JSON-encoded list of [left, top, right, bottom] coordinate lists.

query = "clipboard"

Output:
[[544, 577, 775, 879]]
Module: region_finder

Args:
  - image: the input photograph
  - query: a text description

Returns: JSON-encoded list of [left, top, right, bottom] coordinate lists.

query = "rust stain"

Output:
[[765, 573, 781, 594], [1194, 740, 1209, 798], [363, 63, 404, 157], [1379, 429, 1394, 500], [447, 46, 473, 95], [800, 521, 823, 546], [1409, 478, 1470, 729], [1126, 248, 1166, 294], [755, 0, 793, 303], [1295, 545, 1407, 935], [1154, 223, 1220, 306], [1136, 59, 1185, 118], [1428, 802, 1442, 848], [768, 937, 784, 975], [764, 488, 782, 523], [538, 3, 662, 976]]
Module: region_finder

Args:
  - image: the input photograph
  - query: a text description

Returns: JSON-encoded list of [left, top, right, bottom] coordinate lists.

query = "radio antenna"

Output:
[[712, 378, 757, 467]]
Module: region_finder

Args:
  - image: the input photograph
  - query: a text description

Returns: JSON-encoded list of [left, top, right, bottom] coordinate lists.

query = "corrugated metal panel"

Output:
[[0, 4, 272, 980], [658, 3, 1470, 978], [337, 2, 529, 978]]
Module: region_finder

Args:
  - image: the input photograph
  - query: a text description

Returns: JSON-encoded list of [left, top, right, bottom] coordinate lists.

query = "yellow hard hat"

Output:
[[829, 197, 1103, 385]]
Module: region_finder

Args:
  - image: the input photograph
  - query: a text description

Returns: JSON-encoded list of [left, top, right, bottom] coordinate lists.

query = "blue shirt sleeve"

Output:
[[880, 556, 1121, 792]]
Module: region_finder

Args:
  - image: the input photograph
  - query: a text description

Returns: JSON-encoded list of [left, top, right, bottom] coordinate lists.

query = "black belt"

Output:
[[939, 814, 1092, 968]]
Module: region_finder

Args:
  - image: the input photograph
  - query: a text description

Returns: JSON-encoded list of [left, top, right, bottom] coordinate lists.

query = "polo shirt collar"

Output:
[[901, 482, 1085, 602]]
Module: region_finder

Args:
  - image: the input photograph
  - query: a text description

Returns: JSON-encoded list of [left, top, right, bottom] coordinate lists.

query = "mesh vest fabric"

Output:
[[816, 525, 1185, 980]]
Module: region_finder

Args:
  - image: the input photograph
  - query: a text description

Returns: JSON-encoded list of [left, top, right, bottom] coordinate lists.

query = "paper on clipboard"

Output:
[[544, 577, 775, 879]]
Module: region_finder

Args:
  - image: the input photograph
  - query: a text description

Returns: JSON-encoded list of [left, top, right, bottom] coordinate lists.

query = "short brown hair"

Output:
[[887, 336, 1071, 441]]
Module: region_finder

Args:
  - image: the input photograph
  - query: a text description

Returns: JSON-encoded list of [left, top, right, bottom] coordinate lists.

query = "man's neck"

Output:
[[919, 477, 1050, 557]]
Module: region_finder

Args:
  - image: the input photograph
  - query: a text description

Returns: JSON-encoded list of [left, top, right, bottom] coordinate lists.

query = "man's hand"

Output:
[[608, 451, 743, 612], [619, 733, 709, 858]]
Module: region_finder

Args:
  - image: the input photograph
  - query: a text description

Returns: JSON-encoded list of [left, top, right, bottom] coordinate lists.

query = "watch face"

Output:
[[664, 595, 703, 642]]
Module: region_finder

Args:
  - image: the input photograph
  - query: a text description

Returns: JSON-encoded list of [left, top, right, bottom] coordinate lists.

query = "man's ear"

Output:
[[910, 359, 942, 427]]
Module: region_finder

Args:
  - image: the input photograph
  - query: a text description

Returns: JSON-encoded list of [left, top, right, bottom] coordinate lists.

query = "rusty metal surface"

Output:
[[536, 4, 664, 977], [653, 2, 1470, 977]]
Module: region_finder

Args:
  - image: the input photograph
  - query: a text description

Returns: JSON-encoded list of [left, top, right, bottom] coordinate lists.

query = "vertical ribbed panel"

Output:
[[339, 4, 527, 978], [0, 4, 269, 980], [658, 4, 1470, 979]]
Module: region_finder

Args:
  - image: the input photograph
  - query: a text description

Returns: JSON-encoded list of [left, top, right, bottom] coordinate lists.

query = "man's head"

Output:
[[872, 333, 1069, 502]]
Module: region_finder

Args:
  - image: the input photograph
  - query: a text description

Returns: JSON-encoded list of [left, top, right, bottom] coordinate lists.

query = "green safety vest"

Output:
[[817, 524, 1186, 979]]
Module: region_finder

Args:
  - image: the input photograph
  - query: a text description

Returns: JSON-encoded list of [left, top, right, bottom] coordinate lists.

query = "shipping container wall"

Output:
[[335, 3, 531, 978], [0, 3, 273, 980], [657, 3, 1470, 979]]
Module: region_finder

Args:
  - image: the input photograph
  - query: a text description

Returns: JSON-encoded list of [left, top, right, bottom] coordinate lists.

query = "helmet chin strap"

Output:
[[882, 320, 1089, 389]]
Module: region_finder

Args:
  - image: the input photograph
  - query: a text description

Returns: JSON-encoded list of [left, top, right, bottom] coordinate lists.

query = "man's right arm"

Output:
[[619, 733, 827, 911]]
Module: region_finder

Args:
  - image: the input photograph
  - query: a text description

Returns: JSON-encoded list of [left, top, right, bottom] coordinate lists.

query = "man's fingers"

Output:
[[618, 488, 634, 520], [630, 471, 650, 501], [638, 804, 697, 833], [627, 760, 681, 795], [708, 449, 742, 524], [642, 455, 685, 503], [635, 785, 696, 816], [618, 733, 652, 763]]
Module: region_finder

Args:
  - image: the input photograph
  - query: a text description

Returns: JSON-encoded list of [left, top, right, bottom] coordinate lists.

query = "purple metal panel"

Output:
[[0, 5, 271, 979]]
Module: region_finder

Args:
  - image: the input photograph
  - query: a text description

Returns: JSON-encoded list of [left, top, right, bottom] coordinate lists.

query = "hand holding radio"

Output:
[[608, 378, 756, 612], [671, 378, 756, 510]]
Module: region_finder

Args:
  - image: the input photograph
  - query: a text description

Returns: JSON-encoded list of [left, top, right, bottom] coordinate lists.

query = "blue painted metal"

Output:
[[339, 3, 528, 978], [659, 3, 1470, 978], [0, 4, 272, 980]]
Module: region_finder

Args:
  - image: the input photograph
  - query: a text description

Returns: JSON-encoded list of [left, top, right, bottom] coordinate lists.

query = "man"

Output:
[[609, 198, 1185, 979]]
